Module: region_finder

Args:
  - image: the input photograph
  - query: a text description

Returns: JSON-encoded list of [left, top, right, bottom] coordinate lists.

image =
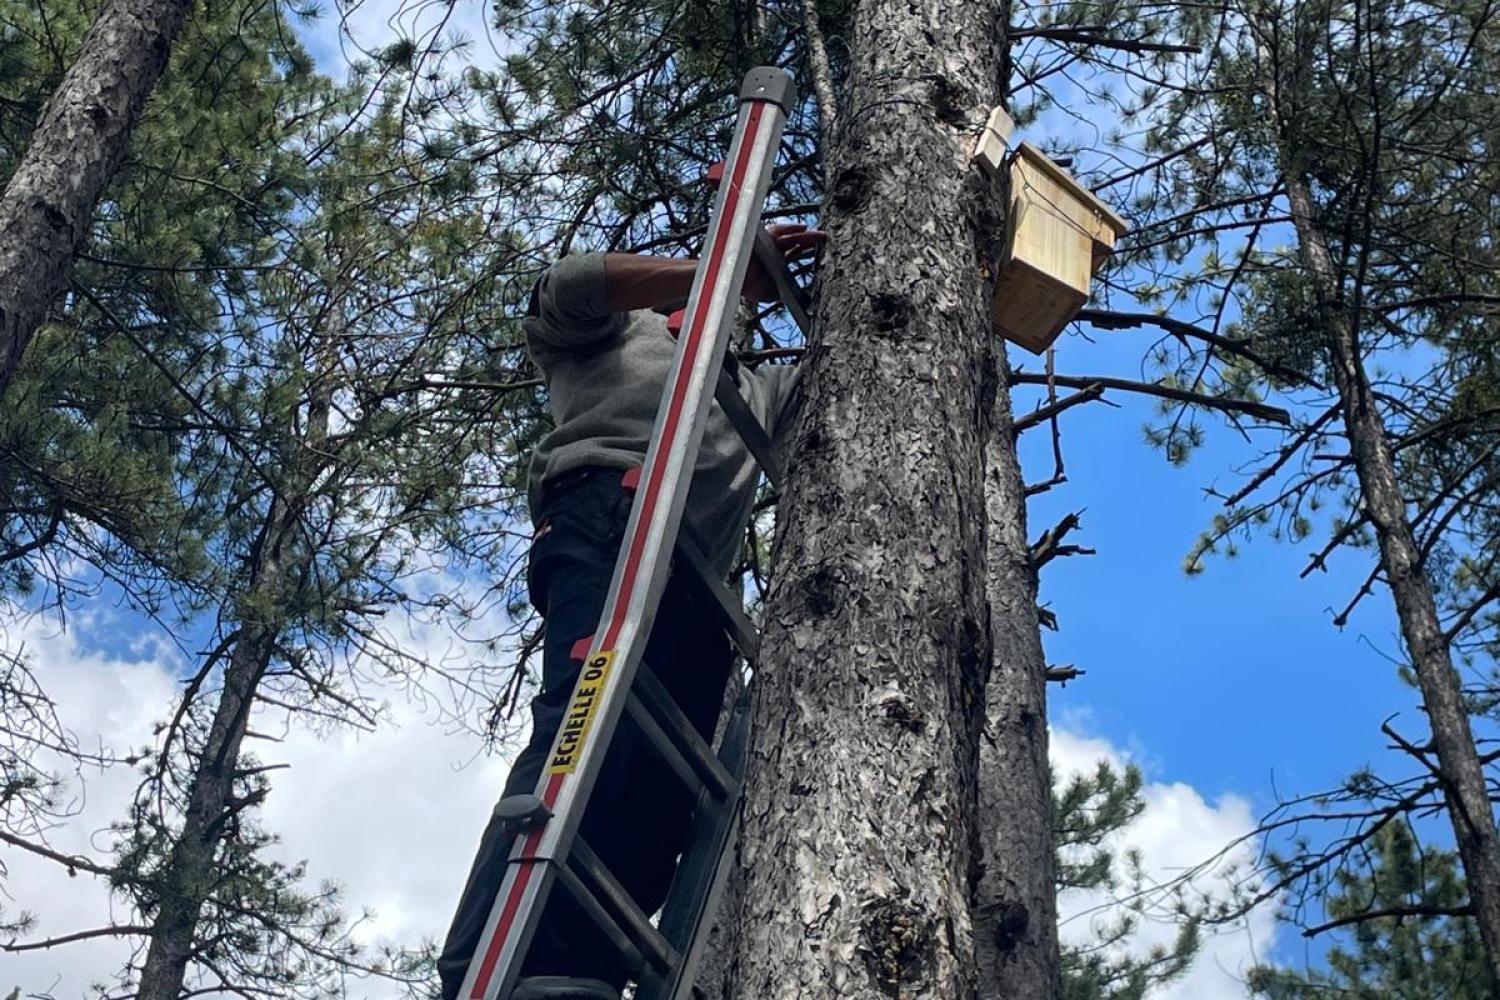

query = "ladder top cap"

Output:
[[739, 66, 797, 114]]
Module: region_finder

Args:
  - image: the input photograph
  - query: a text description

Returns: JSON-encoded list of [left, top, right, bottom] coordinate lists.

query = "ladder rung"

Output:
[[626, 691, 705, 799], [461, 69, 797, 1000], [551, 860, 646, 978], [569, 836, 681, 975], [630, 665, 736, 801], [715, 371, 785, 491], [675, 525, 760, 661]]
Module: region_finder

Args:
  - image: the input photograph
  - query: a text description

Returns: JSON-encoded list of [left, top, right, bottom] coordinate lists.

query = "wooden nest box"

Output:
[[992, 142, 1128, 354]]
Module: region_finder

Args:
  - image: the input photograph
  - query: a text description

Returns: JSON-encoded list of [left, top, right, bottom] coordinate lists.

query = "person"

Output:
[[438, 225, 826, 1000]]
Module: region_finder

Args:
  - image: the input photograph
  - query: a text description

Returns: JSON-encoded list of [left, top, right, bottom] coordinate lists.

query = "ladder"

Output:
[[458, 66, 810, 1000]]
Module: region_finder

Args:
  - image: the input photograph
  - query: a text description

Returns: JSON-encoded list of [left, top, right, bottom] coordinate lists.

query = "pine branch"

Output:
[[1333, 562, 1382, 627], [1030, 511, 1095, 570], [1379, 293, 1500, 314], [1446, 574, 1500, 644], [1303, 904, 1473, 939], [3, 923, 150, 951], [1076, 308, 1319, 388], [1301, 513, 1369, 578], [1382, 716, 1441, 776], [413, 376, 543, 394], [1222, 403, 1341, 510], [0, 503, 62, 563], [1010, 371, 1292, 424], [1091, 132, 1222, 193], [1011, 25, 1200, 54], [0, 829, 117, 879]]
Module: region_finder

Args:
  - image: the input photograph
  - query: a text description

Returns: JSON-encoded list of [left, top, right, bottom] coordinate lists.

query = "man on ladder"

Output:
[[438, 224, 823, 1000]]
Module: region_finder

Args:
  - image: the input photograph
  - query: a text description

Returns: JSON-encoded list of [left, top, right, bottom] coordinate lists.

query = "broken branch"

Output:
[[1014, 382, 1107, 432]]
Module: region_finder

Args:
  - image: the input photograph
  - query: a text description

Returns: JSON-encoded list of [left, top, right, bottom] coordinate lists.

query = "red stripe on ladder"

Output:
[[467, 100, 769, 1000]]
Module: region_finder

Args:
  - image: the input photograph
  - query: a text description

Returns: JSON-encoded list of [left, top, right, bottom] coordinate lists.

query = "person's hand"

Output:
[[742, 223, 827, 302]]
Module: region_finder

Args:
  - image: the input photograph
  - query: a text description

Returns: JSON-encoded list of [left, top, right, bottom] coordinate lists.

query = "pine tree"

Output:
[[1248, 823, 1488, 999], [115, 83, 519, 998], [2, 11, 532, 994], [1055, 762, 1201, 1000], [1075, 0, 1500, 982], [0, 0, 322, 603]]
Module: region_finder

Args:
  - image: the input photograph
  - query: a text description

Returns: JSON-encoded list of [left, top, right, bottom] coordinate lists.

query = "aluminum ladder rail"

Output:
[[457, 66, 803, 1000]]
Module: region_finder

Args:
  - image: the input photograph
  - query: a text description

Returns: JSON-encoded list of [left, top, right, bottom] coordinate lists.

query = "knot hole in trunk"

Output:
[[860, 897, 936, 997], [870, 292, 913, 333]]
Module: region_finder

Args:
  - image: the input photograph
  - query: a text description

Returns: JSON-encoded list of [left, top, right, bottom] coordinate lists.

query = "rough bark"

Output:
[[971, 3, 1060, 992], [1281, 171, 1500, 990], [724, 3, 1008, 997], [0, 0, 194, 397], [972, 347, 1061, 999]]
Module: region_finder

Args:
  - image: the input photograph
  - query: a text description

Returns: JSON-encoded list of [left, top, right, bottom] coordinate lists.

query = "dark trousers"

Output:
[[438, 469, 733, 998]]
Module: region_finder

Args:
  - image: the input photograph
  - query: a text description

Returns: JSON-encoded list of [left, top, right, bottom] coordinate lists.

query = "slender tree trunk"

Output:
[[1253, 28, 1500, 981], [973, 347, 1060, 999], [135, 601, 281, 999], [799, 0, 838, 137], [971, 5, 1060, 993], [136, 483, 309, 997], [1280, 166, 1500, 993], [724, 3, 1009, 996], [0, 0, 194, 397]]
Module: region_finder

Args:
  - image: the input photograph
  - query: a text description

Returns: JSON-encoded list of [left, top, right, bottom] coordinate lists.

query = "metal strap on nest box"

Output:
[[456, 67, 798, 1000]]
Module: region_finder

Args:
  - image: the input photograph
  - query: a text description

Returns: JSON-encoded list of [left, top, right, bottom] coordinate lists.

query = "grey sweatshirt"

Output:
[[526, 253, 799, 577]]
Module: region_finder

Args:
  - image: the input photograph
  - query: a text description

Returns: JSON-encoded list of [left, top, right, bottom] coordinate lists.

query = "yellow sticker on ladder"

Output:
[[547, 650, 616, 775]]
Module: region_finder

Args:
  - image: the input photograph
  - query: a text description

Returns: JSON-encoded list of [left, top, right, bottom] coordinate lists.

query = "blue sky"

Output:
[[1027, 324, 1415, 808], [1005, 49, 1431, 831]]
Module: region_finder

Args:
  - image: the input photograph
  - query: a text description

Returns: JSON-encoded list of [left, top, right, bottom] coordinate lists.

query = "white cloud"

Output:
[[1052, 728, 1278, 1000], [2, 614, 183, 997], [255, 683, 512, 953], [0, 608, 517, 999]]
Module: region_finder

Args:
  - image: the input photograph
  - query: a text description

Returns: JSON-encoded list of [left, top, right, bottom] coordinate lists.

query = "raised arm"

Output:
[[530, 226, 825, 351], [599, 254, 698, 312]]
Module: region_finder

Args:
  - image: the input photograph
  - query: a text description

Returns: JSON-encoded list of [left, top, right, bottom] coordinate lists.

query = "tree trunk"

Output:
[[0, 0, 193, 397], [972, 347, 1060, 999], [135, 481, 308, 997], [1251, 29, 1500, 981], [135, 609, 280, 999], [724, 3, 1008, 997], [1281, 169, 1500, 992], [970, 5, 1060, 993]]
